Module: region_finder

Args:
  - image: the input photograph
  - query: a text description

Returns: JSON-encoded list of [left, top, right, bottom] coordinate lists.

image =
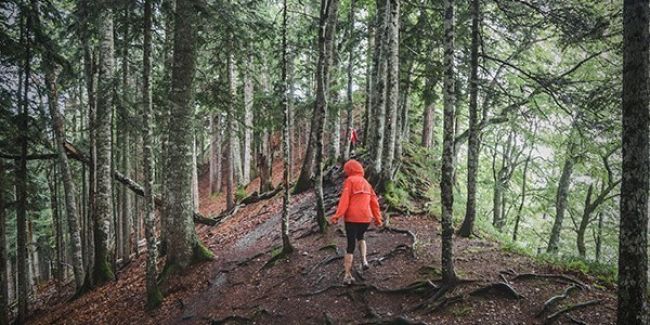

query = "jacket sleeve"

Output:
[[333, 179, 351, 220], [370, 188, 382, 224]]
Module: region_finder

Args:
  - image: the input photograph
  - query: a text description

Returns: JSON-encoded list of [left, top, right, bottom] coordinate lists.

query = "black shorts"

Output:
[[345, 222, 370, 254]]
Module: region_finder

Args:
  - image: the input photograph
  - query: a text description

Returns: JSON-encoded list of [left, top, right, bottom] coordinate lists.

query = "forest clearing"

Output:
[[0, 0, 648, 324]]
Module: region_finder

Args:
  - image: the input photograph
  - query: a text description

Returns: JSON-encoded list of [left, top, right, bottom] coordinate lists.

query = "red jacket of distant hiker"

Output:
[[331, 160, 382, 225]]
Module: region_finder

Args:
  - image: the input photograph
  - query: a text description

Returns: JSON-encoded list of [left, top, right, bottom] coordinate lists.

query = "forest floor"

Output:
[[28, 158, 617, 324]]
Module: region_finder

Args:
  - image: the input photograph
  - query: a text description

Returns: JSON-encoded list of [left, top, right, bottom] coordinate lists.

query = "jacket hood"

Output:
[[343, 159, 364, 177]]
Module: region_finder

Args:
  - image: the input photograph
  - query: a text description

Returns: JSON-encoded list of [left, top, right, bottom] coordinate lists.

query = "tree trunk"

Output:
[[44, 56, 85, 290], [440, 0, 457, 284], [192, 134, 200, 210], [421, 75, 436, 149], [47, 169, 64, 282], [119, 0, 132, 265], [595, 212, 603, 262], [618, 1, 649, 323], [79, 0, 97, 274], [576, 184, 593, 258], [379, 0, 399, 188], [225, 50, 236, 211], [141, 0, 162, 307], [281, 0, 294, 254], [94, 0, 116, 286], [458, 0, 480, 238], [343, 0, 355, 162], [163, 0, 214, 275], [512, 148, 532, 242], [315, 0, 339, 233], [243, 55, 254, 185], [16, 10, 31, 322], [258, 129, 273, 193], [209, 114, 223, 194], [0, 160, 9, 325], [546, 143, 575, 254], [371, 0, 388, 177], [362, 20, 374, 147]]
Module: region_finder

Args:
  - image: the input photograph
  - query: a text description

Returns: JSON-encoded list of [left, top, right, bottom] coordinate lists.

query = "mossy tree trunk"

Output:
[[440, 0, 457, 285], [141, 0, 163, 308], [93, 0, 116, 286], [163, 0, 214, 277]]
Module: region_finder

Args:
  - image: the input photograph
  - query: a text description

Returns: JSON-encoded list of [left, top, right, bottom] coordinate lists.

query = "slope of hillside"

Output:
[[28, 157, 616, 324]]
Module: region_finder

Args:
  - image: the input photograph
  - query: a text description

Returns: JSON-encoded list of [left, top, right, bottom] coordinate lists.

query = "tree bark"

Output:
[[225, 50, 236, 211], [163, 0, 213, 274], [440, 0, 457, 284], [343, 0, 355, 161], [119, 0, 132, 265], [379, 0, 399, 188], [209, 114, 223, 194], [421, 75, 436, 149], [618, 1, 649, 323], [243, 55, 254, 185], [281, 0, 294, 254], [93, 0, 116, 286], [546, 142, 576, 254], [192, 135, 200, 210], [16, 10, 31, 322], [141, 0, 163, 307], [362, 20, 374, 147], [314, 0, 339, 233], [512, 148, 532, 242], [458, 0, 480, 238], [0, 160, 9, 325], [44, 56, 85, 290], [371, 0, 388, 177]]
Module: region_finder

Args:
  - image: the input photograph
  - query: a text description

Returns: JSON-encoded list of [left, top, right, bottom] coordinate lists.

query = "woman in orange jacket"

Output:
[[329, 159, 383, 284]]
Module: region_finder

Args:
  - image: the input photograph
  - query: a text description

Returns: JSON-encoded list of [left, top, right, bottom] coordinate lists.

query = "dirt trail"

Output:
[[29, 159, 617, 325]]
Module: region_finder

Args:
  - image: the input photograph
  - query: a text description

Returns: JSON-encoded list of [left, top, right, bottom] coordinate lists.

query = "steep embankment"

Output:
[[30, 157, 617, 324]]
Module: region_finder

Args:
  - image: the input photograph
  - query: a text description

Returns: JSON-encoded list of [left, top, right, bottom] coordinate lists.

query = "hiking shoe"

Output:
[[343, 274, 355, 285], [362, 262, 370, 271]]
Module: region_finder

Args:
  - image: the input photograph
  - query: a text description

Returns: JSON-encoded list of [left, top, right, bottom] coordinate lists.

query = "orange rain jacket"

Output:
[[330, 160, 383, 226]]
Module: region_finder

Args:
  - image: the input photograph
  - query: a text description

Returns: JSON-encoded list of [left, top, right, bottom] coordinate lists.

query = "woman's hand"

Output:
[[329, 215, 339, 225]]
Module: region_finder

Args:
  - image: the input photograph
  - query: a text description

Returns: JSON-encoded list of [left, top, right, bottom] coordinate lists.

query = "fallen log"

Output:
[[240, 186, 283, 205], [63, 141, 224, 226]]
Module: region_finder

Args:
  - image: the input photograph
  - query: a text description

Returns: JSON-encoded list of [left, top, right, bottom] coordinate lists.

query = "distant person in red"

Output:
[[349, 127, 359, 154], [330, 159, 383, 285]]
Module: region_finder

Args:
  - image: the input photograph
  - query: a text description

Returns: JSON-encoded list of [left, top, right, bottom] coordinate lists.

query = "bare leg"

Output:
[[343, 254, 354, 284], [359, 240, 369, 269]]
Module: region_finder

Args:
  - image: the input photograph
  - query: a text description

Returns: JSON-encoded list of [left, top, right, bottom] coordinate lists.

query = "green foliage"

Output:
[[235, 186, 247, 202]]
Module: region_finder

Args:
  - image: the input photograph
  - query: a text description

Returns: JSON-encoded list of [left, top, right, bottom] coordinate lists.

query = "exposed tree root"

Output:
[[536, 285, 580, 317], [469, 282, 524, 300], [261, 249, 293, 270], [355, 280, 438, 295], [295, 226, 320, 240], [323, 312, 336, 325], [410, 283, 452, 311], [371, 244, 412, 265], [362, 315, 429, 325], [430, 294, 465, 313], [380, 226, 418, 259], [543, 300, 601, 325], [501, 270, 588, 289], [565, 313, 587, 325], [302, 284, 348, 296], [303, 254, 343, 275], [210, 315, 252, 324]]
